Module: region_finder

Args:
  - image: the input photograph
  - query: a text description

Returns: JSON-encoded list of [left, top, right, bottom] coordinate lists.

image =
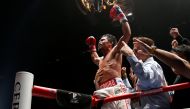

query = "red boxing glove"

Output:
[[110, 5, 128, 23], [86, 36, 97, 52]]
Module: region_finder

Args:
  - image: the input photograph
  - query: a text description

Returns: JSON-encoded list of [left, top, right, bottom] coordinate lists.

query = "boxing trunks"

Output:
[[93, 78, 131, 109]]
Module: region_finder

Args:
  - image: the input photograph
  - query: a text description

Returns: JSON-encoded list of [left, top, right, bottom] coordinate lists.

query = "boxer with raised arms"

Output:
[[86, 4, 132, 109]]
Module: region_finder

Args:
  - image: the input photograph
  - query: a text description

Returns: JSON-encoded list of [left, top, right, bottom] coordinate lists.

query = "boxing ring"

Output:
[[12, 71, 190, 109]]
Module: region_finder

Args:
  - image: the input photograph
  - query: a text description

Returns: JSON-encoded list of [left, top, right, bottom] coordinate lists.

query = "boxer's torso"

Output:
[[94, 48, 122, 87]]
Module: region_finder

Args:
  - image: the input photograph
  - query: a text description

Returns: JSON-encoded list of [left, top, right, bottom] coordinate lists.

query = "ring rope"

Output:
[[32, 82, 190, 107]]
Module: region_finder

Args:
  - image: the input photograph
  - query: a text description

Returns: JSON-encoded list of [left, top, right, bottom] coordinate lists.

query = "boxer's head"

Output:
[[98, 34, 117, 51]]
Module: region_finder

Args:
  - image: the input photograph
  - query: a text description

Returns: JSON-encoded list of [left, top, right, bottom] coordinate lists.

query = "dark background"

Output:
[[1, 0, 190, 109]]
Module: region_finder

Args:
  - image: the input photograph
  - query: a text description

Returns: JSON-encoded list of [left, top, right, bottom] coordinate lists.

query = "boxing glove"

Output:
[[110, 5, 128, 23], [86, 36, 97, 52]]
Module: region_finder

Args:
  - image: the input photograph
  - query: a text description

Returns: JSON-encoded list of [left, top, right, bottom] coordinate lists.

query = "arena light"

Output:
[[75, 0, 134, 16]]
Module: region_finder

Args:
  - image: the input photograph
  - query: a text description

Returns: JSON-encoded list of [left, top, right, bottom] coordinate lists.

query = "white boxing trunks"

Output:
[[93, 78, 131, 109]]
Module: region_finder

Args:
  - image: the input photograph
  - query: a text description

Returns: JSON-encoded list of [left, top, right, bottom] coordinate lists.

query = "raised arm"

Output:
[[86, 36, 101, 66], [170, 27, 190, 46], [152, 49, 190, 79], [120, 41, 155, 81], [117, 21, 131, 48], [134, 38, 190, 79], [109, 5, 131, 52]]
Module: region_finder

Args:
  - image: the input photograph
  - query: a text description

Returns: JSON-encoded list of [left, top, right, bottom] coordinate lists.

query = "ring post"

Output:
[[12, 71, 34, 109]]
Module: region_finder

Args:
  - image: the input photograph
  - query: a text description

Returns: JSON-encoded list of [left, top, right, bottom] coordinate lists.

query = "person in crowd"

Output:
[[133, 38, 190, 108], [120, 37, 171, 109], [169, 27, 190, 48]]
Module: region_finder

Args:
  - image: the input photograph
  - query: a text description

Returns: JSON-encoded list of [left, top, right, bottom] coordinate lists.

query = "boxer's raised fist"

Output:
[[109, 5, 128, 23], [86, 36, 97, 52]]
